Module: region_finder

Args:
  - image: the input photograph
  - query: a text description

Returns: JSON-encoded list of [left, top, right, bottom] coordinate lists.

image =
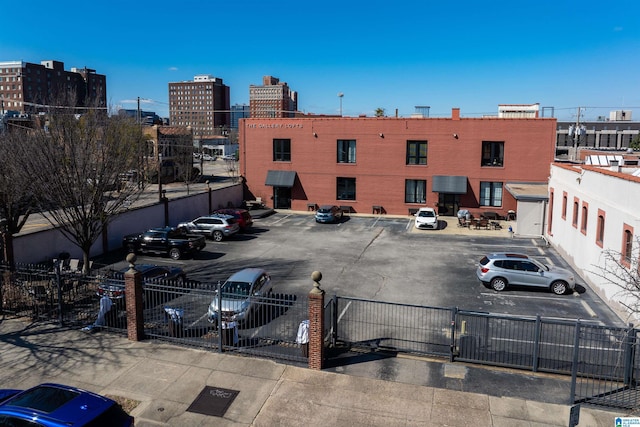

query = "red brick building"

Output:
[[239, 108, 556, 217]]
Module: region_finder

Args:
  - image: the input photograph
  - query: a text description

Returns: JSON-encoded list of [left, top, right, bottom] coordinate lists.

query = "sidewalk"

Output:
[[0, 317, 622, 426]]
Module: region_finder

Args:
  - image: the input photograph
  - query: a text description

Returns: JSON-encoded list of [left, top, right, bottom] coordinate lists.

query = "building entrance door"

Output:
[[273, 187, 291, 209], [438, 194, 459, 216]]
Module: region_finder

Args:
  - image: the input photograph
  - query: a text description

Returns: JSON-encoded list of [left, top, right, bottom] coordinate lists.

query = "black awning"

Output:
[[432, 175, 468, 194], [265, 170, 297, 187]]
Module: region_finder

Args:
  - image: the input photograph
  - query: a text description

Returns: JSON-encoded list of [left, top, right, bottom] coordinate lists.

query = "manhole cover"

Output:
[[186, 386, 239, 417]]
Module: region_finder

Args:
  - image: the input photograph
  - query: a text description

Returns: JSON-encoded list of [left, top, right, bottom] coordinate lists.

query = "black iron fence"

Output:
[[4, 262, 639, 410], [326, 296, 454, 357], [0, 262, 103, 326], [140, 283, 309, 363], [328, 296, 640, 409]]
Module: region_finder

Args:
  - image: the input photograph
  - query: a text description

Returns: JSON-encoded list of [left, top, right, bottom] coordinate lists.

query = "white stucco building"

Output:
[[547, 155, 640, 322]]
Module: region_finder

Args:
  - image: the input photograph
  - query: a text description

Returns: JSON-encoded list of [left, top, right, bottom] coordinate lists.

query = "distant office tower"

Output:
[[230, 103, 250, 129], [0, 60, 106, 114], [168, 74, 230, 138], [249, 76, 297, 118]]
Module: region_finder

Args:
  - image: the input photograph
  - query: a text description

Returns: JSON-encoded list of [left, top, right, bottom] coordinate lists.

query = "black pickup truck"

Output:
[[123, 227, 206, 260]]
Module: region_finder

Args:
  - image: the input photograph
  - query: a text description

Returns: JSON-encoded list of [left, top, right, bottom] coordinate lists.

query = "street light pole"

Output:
[[338, 93, 344, 116]]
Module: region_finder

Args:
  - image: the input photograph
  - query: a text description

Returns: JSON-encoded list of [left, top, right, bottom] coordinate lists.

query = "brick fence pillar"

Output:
[[308, 271, 325, 370], [124, 253, 144, 341]]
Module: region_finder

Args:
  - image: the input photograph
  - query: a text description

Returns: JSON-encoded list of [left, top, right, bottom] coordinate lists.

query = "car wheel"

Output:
[[212, 230, 224, 242], [490, 277, 507, 292], [169, 248, 182, 260], [551, 281, 568, 295]]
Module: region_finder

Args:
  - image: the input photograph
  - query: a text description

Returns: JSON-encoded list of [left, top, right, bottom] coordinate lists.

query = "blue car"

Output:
[[0, 383, 133, 426], [315, 205, 343, 223]]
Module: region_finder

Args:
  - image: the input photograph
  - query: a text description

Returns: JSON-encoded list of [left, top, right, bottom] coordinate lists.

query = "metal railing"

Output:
[[142, 283, 309, 363], [329, 296, 640, 409], [0, 262, 103, 326]]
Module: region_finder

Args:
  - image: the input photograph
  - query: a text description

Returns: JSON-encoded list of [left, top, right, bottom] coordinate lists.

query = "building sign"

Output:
[[617, 417, 640, 426], [246, 123, 304, 129]]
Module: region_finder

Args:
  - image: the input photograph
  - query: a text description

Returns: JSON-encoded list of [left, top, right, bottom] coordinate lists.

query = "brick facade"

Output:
[[239, 109, 556, 218]]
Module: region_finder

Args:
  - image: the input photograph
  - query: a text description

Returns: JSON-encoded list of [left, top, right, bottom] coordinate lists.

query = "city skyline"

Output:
[[3, 0, 639, 121]]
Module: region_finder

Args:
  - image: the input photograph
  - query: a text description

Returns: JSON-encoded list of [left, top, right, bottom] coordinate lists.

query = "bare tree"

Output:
[[0, 129, 36, 267], [16, 106, 147, 273], [590, 238, 640, 318]]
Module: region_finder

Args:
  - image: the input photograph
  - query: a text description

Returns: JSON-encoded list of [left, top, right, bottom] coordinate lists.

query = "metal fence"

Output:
[[0, 262, 103, 326], [327, 296, 455, 357], [4, 262, 640, 410], [329, 296, 640, 409], [141, 283, 309, 363]]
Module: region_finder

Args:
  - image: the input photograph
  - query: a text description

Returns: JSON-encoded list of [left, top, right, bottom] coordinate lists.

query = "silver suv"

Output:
[[207, 268, 272, 326], [476, 253, 575, 295], [178, 214, 240, 242]]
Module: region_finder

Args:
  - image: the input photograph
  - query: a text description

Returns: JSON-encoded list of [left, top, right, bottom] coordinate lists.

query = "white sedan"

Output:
[[414, 207, 439, 230]]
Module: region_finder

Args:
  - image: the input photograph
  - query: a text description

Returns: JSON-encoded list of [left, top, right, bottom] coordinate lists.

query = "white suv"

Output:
[[476, 253, 576, 295]]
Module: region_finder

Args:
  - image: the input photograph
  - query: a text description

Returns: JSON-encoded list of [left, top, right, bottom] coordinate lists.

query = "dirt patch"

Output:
[[105, 394, 141, 414]]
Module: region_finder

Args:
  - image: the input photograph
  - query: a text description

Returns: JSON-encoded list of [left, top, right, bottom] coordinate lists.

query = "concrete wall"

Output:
[[13, 184, 243, 264]]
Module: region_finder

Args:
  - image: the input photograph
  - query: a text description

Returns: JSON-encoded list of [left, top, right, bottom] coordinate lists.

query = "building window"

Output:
[[405, 180, 426, 204], [622, 224, 634, 268], [337, 140, 356, 163], [479, 182, 503, 207], [273, 139, 291, 161], [562, 192, 568, 220], [481, 141, 504, 166], [406, 141, 427, 165], [580, 202, 588, 235], [596, 209, 605, 248], [572, 198, 579, 228], [337, 177, 356, 200]]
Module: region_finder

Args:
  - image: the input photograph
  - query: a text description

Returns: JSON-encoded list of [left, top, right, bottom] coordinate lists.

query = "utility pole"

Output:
[[569, 107, 585, 162]]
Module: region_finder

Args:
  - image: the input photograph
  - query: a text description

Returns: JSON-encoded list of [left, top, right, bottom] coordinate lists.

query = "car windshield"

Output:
[[8, 385, 79, 413], [318, 208, 331, 213], [221, 281, 251, 296], [419, 211, 435, 218]]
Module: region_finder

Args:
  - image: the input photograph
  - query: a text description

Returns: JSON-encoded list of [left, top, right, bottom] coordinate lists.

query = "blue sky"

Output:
[[3, 0, 640, 121]]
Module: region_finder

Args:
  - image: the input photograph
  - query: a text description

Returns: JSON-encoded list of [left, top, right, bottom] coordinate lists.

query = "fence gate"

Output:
[[328, 296, 454, 357]]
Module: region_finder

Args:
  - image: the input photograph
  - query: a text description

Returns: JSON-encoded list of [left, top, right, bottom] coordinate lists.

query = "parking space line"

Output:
[[479, 292, 575, 301], [271, 214, 291, 224], [405, 219, 413, 231]]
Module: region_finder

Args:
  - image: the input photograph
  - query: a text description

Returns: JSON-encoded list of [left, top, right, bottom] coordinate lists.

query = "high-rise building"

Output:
[[249, 76, 297, 118], [168, 74, 230, 138], [230, 103, 249, 129], [0, 60, 106, 114]]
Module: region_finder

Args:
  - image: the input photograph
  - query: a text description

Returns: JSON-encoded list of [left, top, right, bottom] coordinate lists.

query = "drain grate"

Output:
[[186, 386, 239, 417]]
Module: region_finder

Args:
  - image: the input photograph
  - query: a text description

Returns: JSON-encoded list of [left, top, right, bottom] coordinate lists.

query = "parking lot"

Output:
[[115, 212, 625, 328]]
